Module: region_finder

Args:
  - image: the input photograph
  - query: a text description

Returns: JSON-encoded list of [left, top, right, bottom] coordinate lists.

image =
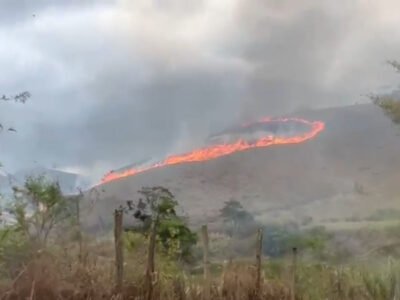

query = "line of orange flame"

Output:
[[100, 118, 325, 185]]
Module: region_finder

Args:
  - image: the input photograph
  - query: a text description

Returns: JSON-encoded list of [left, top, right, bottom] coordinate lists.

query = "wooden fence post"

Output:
[[201, 225, 210, 299], [255, 228, 263, 297], [114, 210, 124, 294], [145, 219, 157, 300], [291, 247, 297, 300], [76, 197, 82, 264]]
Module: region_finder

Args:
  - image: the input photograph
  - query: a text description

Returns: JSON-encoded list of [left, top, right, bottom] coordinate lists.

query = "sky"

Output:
[[1, 0, 400, 181]]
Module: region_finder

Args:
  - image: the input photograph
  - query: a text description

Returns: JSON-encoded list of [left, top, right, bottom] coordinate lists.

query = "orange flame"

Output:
[[100, 117, 325, 184]]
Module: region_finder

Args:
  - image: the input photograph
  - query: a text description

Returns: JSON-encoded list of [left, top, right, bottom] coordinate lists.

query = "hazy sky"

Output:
[[1, 0, 400, 179]]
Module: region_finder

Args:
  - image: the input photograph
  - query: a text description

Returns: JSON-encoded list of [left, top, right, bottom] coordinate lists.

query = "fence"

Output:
[[112, 211, 298, 299]]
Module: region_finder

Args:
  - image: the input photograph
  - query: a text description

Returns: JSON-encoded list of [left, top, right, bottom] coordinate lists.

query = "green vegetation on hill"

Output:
[[373, 60, 400, 123]]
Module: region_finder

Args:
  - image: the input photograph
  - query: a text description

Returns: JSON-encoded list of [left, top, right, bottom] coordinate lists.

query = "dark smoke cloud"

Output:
[[1, 0, 400, 180], [232, 0, 400, 118]]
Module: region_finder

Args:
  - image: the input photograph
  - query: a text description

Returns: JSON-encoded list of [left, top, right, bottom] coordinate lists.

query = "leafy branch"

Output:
[[0, 91, 31, 133]]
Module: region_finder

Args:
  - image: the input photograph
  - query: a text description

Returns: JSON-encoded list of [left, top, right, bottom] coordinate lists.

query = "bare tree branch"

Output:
[[387, 60, 400, 73], [0, 91, 31, 134]]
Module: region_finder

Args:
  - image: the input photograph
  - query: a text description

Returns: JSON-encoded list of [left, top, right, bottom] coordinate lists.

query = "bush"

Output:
[[366, 209, 400, 221], [262, 224, 331, 258], [123, 187, 198, 263], [0, 227, 31, 277], [219, 199, 259, 238]]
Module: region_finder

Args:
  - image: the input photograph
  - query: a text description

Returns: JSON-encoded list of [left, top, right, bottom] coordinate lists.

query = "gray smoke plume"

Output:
[[1, 0, 400, 180]]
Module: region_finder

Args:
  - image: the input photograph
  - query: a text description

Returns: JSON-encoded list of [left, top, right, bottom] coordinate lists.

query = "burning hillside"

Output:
[[84, 104, 400, 229], [100, 117, 325, 184]]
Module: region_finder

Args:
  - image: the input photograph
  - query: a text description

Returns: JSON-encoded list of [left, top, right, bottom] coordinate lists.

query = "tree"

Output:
[[219, 199, 257, 237], [7, 176, 72, 247], [372, 60, 400, 123], [0, 176, 72, 276], [123, 186, 197, 261]]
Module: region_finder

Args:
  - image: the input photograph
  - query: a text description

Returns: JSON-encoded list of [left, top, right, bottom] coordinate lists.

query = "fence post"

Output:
[[255, 228, 263, 297], [146, 219, 157, 300], [201, 225, 210, 299], [291, 247, 297, 300], [76, 196, 82, 264], [114, 209, 124, 294]]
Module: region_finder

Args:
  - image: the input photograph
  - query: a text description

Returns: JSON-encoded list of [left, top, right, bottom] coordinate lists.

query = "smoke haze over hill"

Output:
[[1, 1, 400, 179]]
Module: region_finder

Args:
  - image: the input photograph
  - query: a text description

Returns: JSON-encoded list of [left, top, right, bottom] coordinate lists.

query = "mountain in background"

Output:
[[0, 166, 90, 196]]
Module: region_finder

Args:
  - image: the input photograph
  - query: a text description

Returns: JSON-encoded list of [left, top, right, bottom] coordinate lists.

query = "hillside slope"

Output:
[[83, 104, 400, 228]]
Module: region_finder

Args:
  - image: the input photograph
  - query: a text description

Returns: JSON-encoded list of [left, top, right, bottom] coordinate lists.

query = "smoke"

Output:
[[233, 0, 400, 118], [1, 0, 400, 180]]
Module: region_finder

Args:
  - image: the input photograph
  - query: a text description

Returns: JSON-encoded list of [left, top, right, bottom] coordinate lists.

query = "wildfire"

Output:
[[100, 117, 325, 185]]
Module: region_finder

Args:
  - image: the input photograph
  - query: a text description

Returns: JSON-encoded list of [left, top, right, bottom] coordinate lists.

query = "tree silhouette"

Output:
[[0, 91, 31, 133], [219, 199, 256, 237], [372, 61, 400, 124]]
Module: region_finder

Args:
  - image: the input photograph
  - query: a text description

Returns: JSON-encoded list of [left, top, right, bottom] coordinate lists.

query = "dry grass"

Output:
[[1, 230, 400, 299], [1, 244, 400, 300], [0, 256, 291, 300]]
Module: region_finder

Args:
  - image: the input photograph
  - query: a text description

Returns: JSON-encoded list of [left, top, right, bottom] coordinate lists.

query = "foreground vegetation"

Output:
[[4, 251, 400, 299], [1, 177, 400, 299]]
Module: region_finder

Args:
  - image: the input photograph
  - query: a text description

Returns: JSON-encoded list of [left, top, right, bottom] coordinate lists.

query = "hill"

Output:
[[83, 104, 400, 229]]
